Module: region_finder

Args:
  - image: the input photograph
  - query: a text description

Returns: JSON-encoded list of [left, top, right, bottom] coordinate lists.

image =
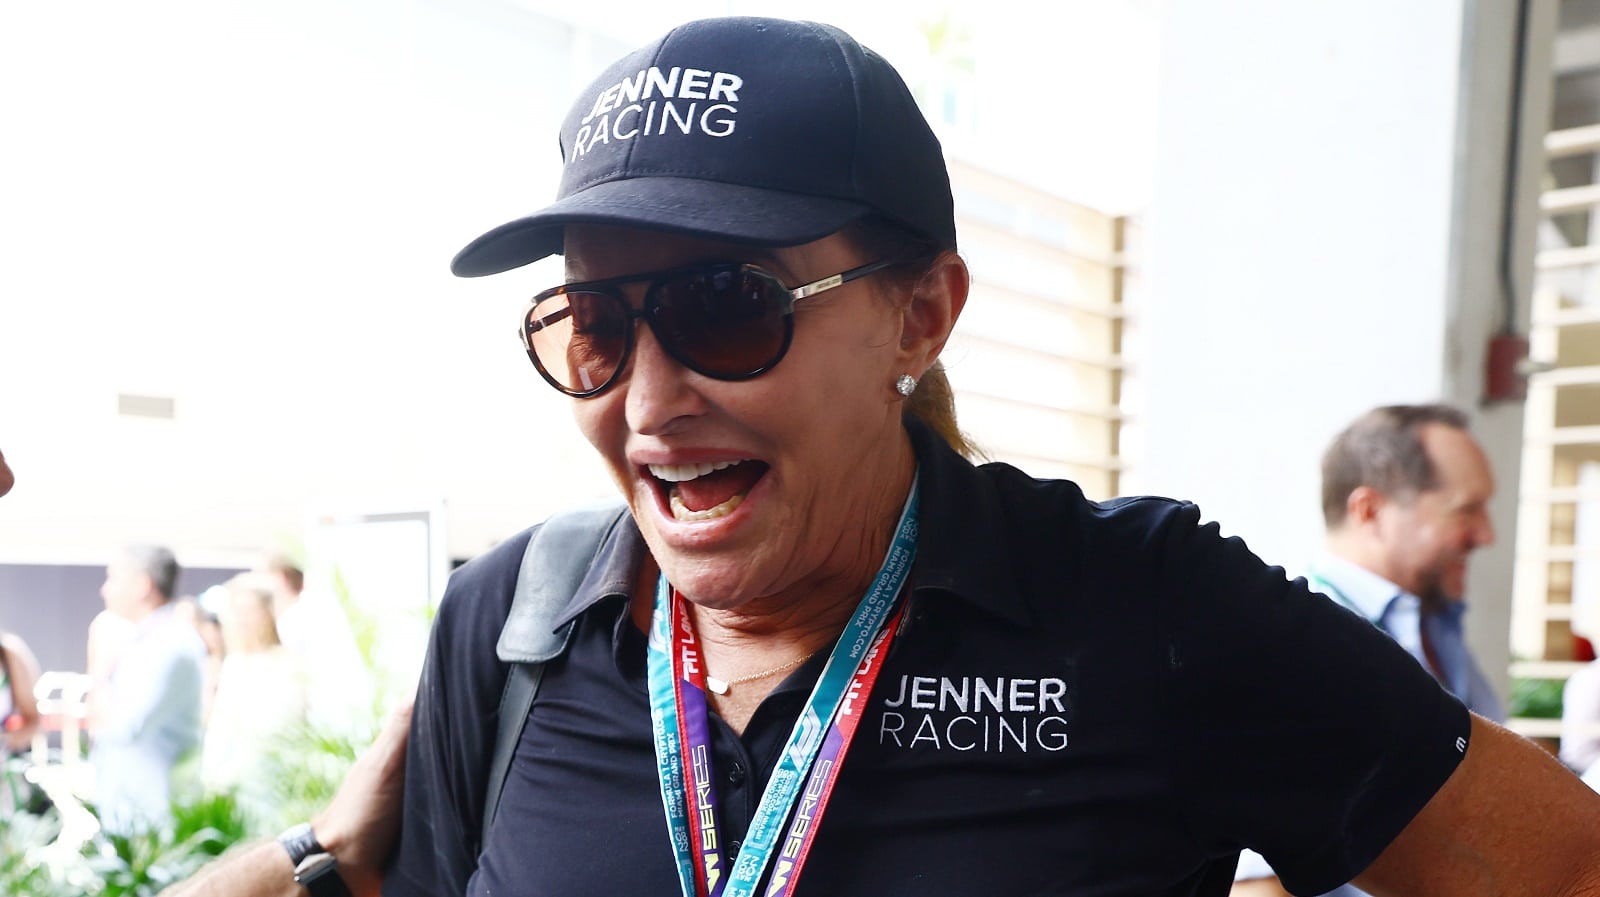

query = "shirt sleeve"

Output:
[[1153, 502, 1471, 896], [383, 529, 532, 897]]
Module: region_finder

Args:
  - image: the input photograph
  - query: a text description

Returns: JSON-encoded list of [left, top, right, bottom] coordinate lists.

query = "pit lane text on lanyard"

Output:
[[647, 476, 919, 897]]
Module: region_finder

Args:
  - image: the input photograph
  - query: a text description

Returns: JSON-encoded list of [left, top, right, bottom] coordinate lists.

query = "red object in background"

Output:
[[1576, 635, 1596, 663], [1485, 333, 1529, 402]]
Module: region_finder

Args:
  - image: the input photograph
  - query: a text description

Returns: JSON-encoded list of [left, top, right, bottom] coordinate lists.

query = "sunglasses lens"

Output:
[[526, 291, 628, 395], [652, 268, 791, 378]]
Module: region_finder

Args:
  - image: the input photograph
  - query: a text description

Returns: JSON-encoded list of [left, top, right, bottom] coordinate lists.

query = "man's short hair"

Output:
[[1321, 403, 1472, 528], [124, 543, 181, 602]]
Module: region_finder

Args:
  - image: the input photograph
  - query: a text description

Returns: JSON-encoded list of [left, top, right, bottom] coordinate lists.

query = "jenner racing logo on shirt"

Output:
[[569, 65, 744, 162], [874, 674, 1071, 753]]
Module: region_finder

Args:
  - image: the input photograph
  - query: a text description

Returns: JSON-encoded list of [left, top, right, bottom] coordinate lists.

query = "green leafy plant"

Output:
[[0, 805, 78, 897], [1509, 676, 1565, 719], [256, 719, 370, 836]]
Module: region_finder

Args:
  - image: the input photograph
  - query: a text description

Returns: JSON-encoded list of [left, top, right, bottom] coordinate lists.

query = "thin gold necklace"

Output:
[[705, 652, 816, 696]]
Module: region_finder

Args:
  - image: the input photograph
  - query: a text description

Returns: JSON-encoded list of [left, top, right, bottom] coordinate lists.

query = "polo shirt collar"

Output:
[[551, 516, 645, 629], [548, 419, 1034, 630], [1307, 553, 1407, 622]]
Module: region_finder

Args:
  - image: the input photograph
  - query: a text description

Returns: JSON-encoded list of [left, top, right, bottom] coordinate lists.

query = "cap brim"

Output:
[[450, 177, 872, 277]]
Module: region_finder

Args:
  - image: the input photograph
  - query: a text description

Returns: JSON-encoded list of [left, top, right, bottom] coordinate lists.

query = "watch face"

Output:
[[295, 851, 338, 882], [294, 852, 351, 897]]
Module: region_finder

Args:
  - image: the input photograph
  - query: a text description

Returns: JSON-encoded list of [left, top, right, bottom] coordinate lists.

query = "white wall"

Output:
[[1137, 0, 1555, 698]]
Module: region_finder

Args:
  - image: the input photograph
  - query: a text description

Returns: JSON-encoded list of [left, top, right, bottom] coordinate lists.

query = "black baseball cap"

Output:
[[450, 16, 957, 277]]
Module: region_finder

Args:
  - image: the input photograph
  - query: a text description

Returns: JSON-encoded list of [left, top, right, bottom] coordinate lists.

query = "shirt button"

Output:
[[728, 839, 743, 857], [727, 763, 746, 785]]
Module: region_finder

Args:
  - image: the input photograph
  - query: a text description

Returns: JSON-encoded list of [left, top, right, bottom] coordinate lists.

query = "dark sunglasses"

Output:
[[519, 258, 898, 398]]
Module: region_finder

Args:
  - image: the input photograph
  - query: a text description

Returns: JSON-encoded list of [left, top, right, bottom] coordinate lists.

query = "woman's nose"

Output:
[[624, 322, 706, 435]]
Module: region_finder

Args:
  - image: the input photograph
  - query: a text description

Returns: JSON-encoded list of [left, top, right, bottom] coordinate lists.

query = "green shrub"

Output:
[[1509, 676, 1565, 719]]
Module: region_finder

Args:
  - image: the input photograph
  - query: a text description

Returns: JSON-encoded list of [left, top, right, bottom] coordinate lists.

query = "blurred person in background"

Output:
[[0, 449, 43, 815], [201, 574, 308, 824], [174, 595, 227, 722], [1234, 404, 1504, 897], [1561, 659, 1600, 782], [257, 553, 373, 734], [0, 626, 41, 755], [85, 607, 136, 731], [3, 446, 407, 895], [90, 543, 206, 833]]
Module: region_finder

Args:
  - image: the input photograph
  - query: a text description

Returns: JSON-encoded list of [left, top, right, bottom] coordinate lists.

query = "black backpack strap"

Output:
[[481, 502, 629, 840]]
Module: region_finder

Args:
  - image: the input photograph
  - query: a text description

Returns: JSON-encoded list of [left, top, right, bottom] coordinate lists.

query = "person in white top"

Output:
[[201, 574, 309, 823], [256, 554, 373, 735], [90, 544, 206, 833]]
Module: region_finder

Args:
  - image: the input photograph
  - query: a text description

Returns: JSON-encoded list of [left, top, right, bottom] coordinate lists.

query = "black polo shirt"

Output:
[[386, 423, 1470, 897]]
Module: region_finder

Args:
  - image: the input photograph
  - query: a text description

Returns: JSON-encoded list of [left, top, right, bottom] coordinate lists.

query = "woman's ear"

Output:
[[898, 251, 970, 375]]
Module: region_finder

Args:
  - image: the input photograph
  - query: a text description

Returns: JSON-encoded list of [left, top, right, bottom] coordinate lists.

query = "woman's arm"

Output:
[[1354, 714, 1600, 896]]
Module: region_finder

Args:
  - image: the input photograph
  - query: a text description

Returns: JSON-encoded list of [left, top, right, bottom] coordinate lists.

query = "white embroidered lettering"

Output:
[[1036, 716, 1070, 751], [974, 677, 1003, 713], [660, 101, 695, 135], [709, 71, 743, 102], [700, 104, 736, 137], [883, 675, 907, 708], [1039, 678, 1068, 713], [644, 66, 680, 99], [678, 68, 711, 99], [939, 677, 969, 713], [613, 104, 643, 140], [945, 715, 979, 751], [567, 67, 743, 164], [879, 711, 905, 746], [1009, 678, 1037, 712]]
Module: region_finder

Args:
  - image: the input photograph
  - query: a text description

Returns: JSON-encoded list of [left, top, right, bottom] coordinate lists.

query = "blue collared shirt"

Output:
[[1306, 553, 1504, 723], [90, 602, 206, 832]]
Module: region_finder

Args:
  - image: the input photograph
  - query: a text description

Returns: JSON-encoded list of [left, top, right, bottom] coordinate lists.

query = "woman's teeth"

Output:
[[668, 492, 744, 521], [647, 460, 752, 521], [648, 460, 741, 483]]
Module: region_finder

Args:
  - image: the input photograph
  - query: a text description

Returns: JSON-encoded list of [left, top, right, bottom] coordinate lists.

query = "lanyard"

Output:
[[647, 477, 919, 897]]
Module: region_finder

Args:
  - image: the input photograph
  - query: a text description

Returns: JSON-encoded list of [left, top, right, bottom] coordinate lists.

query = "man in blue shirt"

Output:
[[1234, 403, 1503, 897], [1309, 404, 1504, 721], [89, 543, 206, 833]]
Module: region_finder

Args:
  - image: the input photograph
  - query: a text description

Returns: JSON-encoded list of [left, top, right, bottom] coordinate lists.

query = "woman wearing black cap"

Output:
[[195, 15, 1600, 897]]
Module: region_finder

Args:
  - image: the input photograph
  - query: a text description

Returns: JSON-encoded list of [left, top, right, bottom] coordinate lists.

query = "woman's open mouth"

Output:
[[647, 460, 770, 522]]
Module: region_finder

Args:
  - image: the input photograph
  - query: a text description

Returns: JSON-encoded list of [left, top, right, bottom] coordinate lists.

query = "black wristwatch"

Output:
[[278, 823, 353, 897]]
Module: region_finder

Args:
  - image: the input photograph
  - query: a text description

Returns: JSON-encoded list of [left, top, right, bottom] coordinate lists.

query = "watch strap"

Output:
[[278, 823, 353, 897], [295, 852, 353, 897]]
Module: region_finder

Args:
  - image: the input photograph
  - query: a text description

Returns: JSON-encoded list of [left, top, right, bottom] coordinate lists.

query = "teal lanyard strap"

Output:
[[647, 474, 920, 897]]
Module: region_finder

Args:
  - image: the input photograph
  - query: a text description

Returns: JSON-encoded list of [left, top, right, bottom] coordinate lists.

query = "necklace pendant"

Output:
[[706, 677, 730, 695]]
